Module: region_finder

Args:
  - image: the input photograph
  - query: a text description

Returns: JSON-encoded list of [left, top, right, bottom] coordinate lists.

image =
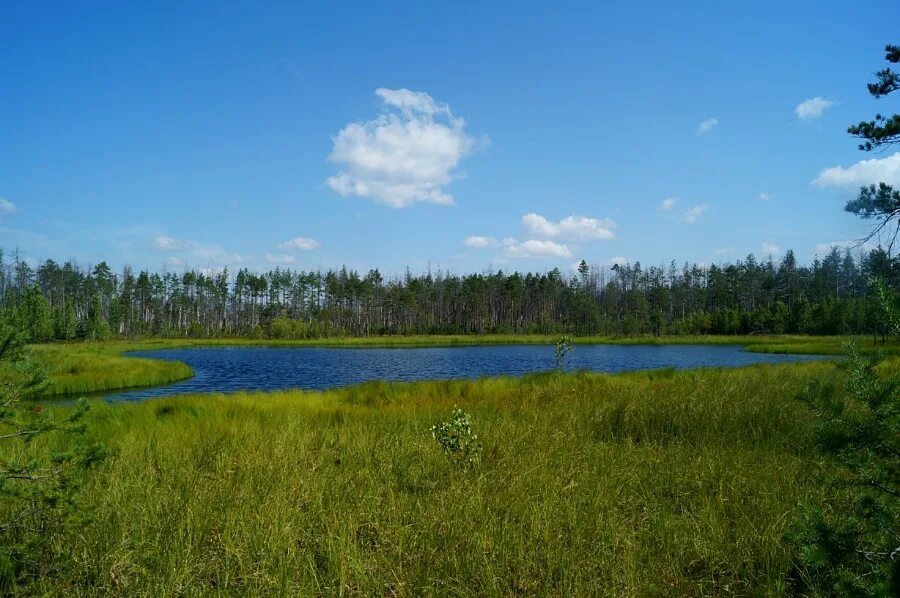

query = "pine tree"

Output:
[[0, 326, 105, 589], [17, 287, 52, 343], [846, 45, 900, 248]]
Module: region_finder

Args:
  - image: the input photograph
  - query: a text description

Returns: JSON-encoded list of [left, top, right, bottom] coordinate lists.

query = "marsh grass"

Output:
[[11, 361, 848, 595], [26, 343, 194, 396]]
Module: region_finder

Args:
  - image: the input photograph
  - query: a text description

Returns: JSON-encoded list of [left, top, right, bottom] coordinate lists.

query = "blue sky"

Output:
[[2, 1, 899, 276]]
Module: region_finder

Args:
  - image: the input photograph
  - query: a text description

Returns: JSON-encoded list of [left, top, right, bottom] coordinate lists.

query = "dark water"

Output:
[[93, 344, 826, 402]]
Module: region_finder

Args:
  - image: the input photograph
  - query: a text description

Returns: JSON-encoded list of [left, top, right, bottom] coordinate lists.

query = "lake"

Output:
[[95, 344, 826, 402]]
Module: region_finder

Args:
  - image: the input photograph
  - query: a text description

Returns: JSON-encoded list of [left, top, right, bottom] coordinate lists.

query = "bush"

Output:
[[267, 316, 309, 339], [430, 407, 482, 472], [555, 335, 574, 371]]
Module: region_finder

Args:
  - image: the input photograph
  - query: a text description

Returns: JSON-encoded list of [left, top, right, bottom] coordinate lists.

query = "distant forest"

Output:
[[1, 246, 898, 341]]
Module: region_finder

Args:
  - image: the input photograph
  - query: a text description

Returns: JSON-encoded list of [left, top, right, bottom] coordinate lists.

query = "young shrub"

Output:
[[430, 407, 482, 472], [0, 326, 106, 591], [554, 335, 574, 371], [792, 342, 899, 595]]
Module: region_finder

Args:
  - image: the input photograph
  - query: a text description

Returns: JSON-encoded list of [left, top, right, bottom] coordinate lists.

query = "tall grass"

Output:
[[15, 361, 844, 595]]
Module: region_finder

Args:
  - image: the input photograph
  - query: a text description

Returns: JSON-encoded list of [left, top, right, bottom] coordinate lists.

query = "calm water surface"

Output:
[[95, 344, 825, 402]]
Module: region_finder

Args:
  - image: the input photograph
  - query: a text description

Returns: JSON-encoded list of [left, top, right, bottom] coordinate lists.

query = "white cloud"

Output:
[[795, 97, 834, 120], [659, 197, 678, 210], [152, 235, 190, 250], [151, 235, 244, 264], [266, 253, 296, 265], [277, 237, 320, 251], [326, 88, 479, 208], [762, 241, 780, 255], [683, 204, 708, 224], [609, 256, 629, 266], [165, 257, 184, 267], [522, 213, 615, 241], [464, 235, 498, 248], [712, 246, 736, 255], [697, 118, 719, 135], [758, 192, 772, 201], [501, 239, 572, 259], [372, 88, 448, 118], [812, 152, 900, 188], [0, 199, 16, 214]]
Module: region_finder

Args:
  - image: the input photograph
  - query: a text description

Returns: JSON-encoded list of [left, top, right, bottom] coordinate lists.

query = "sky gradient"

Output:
[[2, 1, 900, 276]]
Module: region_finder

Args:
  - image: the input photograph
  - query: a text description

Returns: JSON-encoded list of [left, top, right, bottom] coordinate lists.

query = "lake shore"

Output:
[[27, 334, 895, 397]]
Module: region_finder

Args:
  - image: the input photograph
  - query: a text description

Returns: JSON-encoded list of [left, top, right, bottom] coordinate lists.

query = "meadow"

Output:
[[26, 334, 895, 396], [9, 357, 859, 595]]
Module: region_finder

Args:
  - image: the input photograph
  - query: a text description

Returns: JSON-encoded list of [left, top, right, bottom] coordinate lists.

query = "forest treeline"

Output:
[[1, 245, 898, 341]]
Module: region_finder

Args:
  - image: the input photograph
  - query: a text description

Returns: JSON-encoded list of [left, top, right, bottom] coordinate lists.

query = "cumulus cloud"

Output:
[[151, 235, 244, 264], [762, 241, 780, 255], [469, 212, 612, 261], [0, 199, 16, 214], [326, 88, 479, 208], [697, 118, 719, 134], [266, 253, 296, 265], [165, 257, 184, 267], [712, 246, 736, 255], [522, 213, 615, 241], [795, 97, 834, 120], [659, 197, 678, 210], [278, 237, 320, 251], [683, 204, 708, 224], [464, 235, 498, 248], [758, 192, 772, 201], [813, 152, 900, 188], [501, 238, 572, 259]]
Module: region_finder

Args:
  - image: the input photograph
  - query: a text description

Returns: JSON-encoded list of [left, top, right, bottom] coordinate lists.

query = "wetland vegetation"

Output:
[[0, 359, 855, 594]]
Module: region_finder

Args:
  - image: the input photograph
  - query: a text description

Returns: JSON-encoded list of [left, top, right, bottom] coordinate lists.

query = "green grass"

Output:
[[28, 334, 898, 397], [27, 342, 194, 396], [14, 360, 848, 595]]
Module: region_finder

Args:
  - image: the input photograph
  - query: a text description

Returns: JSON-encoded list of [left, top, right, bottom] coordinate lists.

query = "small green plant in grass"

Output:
[[430, 407, 482, 472], [554, 335, 574, 371]]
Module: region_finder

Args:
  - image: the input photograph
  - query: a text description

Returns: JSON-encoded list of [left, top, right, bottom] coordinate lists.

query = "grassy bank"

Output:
[[29, 334, 896, 397], [16, 361, 843, 595], [27, 343, 195, 396]]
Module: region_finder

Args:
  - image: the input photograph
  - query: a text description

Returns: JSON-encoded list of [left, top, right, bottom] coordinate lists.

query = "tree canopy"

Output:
[[1, 245, 897, 340]]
